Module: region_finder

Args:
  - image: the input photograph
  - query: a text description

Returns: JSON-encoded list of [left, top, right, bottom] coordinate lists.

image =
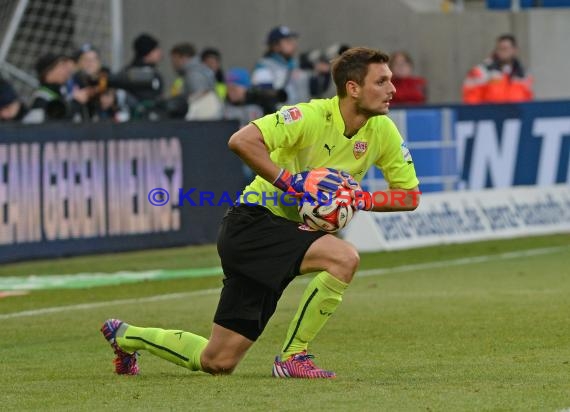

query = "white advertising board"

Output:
[[344, 185, 570, 252]]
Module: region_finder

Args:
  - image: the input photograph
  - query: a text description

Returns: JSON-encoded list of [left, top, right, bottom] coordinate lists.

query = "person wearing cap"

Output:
[[0, 77, 27, 122], [118, 33, 164, 119], [225, 67, 287, 116], [252, 25, 310, 107], [224, 67, 263, 127], [24, 53, 90, 123], [225, 68, 252, 105]]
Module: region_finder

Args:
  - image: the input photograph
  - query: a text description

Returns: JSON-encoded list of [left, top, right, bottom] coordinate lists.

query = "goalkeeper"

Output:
[[101, 47, 420, 378]]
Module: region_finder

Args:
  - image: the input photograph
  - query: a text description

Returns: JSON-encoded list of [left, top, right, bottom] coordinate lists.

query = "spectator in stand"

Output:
[[169, 42, 222, 120], [388, 51, 427, 106], [253, 27, 342, 108], [225, 66, 287, 116], [201, 47, 227, 100], [71, 43, 131, 122], [300, 43, 351, 99], [71, 44, 102, 89], [252, 25, 309, 107], [463, 34, 533, 104], [120, 33, 164, 119], [24, 53, 90, 123], [0, 77, 27, 122], [223, 67, 263, 184], [224, 67, 263, 126]]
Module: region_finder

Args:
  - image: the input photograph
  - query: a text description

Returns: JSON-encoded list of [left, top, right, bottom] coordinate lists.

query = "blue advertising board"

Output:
[[361, 100, 570, 194], [456, 100, 570, 189]]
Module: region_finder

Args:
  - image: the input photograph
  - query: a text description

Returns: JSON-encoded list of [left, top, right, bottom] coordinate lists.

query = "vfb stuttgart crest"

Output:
[[353, 141, 368, 159]]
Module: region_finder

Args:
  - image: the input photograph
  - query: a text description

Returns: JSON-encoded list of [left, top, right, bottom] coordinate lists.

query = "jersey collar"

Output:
[[330, 96, 347, 136], [330, 95, 374, 139]]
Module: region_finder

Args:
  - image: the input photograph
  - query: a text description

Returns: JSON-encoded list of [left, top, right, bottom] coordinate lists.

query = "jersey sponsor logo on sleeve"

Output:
[[353, 141, 368, 159], [401, 142, 413, 164], [280, 107, 303, 124]]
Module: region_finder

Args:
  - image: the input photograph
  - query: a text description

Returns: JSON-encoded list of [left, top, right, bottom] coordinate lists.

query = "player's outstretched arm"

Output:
[[370, 187, 421, 212], [352, 186, 421, 212]]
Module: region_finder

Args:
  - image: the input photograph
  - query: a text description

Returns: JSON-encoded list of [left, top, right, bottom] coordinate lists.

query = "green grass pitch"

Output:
[[1, 234, 569, 411]]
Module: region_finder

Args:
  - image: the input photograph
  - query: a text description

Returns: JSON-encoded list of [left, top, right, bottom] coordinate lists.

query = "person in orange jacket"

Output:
[[462, 34, 533, 104]]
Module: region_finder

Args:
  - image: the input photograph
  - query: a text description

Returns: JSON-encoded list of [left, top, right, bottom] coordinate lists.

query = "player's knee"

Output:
[[350, 247, 361, 272], [209, 363, 237, 375], [342, 246, 360, 280], [201, 356, 239, 375], [330, 244, 359, 283]]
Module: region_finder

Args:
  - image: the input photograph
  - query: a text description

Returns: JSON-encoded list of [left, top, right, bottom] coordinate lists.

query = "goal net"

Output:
[[0, 0, 114, 100]]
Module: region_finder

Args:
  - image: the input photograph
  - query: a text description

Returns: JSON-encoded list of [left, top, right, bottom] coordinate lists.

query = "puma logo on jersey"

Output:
[[320, 309, 333, 316], [324, 143, 335, 156]]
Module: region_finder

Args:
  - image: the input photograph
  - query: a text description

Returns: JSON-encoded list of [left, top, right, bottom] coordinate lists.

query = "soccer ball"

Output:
[[297, 168, 360, 233], [298, 190, 355, 233]]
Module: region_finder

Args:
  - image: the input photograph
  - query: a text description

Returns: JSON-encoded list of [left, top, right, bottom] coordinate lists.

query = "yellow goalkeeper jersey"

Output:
[[241, 96, 419, 222]]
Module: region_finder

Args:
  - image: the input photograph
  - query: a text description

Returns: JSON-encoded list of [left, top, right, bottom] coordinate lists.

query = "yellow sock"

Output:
[[116, 325, 208, 371], [281, 271, 348, 358]]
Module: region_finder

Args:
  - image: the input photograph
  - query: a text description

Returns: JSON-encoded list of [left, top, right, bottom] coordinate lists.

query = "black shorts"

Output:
[[214, 205, 327, 341]]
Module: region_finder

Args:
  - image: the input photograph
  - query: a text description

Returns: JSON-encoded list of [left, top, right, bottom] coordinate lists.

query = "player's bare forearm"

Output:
[[369, 187, 421, 212], [228, 124, 281, 183]]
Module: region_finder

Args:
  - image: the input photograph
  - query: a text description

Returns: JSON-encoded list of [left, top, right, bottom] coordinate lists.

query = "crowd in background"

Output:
[[0, 26, 533, 124]]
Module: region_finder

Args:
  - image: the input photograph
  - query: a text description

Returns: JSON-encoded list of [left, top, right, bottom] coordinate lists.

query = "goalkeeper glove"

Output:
[[335, 170, 373, 211], [272, 168, 343, 196], [352, 190, 373, 210]]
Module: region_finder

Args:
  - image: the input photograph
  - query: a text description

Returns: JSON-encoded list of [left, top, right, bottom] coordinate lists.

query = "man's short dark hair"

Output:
[[201, 48, 221, 61], [331, 47, 390, 98], [170, 43, 196, 57], [497, 34, 517, 47]]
